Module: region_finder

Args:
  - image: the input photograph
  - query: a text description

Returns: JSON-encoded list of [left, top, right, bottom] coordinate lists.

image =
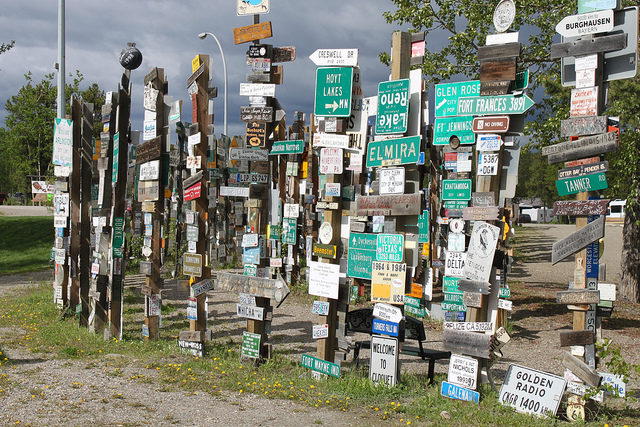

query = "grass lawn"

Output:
[[0, 216, 53, 275]]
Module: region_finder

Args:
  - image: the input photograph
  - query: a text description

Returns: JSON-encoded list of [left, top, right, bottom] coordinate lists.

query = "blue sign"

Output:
[[586, 214, 600, 278], [441, 381, 480, 403], [242, 247, 261, 265], [372, 319, 399, 337], [444, 311, 465, 322]]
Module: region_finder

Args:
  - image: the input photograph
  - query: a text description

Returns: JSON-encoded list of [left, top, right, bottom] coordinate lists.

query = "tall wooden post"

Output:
[[79, 102, 93, 326], [70, 100, 82, 313]]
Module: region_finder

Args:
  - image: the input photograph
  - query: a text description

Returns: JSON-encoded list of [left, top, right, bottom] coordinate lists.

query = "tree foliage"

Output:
[[0, 71, 105, 193], [0, 40, 14, 55]]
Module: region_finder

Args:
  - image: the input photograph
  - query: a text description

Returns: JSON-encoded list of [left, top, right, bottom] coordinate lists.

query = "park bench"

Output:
[[345, 308, 450, 384]]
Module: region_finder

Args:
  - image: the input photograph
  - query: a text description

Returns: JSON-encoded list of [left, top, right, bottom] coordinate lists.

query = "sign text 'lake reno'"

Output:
[[366, 135, 420, 167]]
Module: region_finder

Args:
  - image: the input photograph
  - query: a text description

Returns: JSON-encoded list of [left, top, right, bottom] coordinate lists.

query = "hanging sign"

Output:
[[233, 21, 272, 44]]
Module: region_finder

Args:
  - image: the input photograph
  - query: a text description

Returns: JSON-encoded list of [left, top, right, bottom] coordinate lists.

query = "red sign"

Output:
[[472, 116, 510, 133], [184, 182, 202, 201], [444, 152, 458, 162], [564, 156, 599, 168]]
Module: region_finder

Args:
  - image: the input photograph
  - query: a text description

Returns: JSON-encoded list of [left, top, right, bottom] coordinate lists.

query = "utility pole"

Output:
[[57, 0, 65, 118]]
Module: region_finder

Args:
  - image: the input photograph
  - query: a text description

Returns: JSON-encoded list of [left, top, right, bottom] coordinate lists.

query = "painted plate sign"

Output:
[[499, 364, 566, 417], [556, 172, 608, 196]]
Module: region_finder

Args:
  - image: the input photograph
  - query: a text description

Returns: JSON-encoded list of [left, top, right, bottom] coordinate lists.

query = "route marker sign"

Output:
[[435, 80, 480, 117], [314, 67, 353, 117], [376, 79, 410, 135], [457, 94, 534, 116]]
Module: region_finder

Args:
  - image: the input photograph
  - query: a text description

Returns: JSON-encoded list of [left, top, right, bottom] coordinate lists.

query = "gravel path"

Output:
[[0, 224, 638, 425]]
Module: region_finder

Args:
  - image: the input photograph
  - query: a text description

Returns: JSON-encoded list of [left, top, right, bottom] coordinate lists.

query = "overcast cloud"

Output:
[[0, 0, 416, 137]]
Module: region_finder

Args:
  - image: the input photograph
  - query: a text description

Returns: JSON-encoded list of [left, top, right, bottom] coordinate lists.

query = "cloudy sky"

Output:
[[0, 0, 419, 137]]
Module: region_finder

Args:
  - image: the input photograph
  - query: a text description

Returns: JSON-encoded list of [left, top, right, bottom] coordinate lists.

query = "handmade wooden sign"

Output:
[[240, 106, 273, 122], [138, 181, 159, 202], [246, 121, 267, 148], [443, 322, 494, 332], [462, 206, 500, 221], [442, 329, 491, 359], [560, 116, 607, 137], [463, 291, 483, 308], [551, 215, 605, 264], [457, 279, 491, 295], [550, 33, 627, 59], [217, 272, 290, 303], [560, 330, 595, 347], [499, 364, 566, 417], [556, 289, 600, 305], [233, 21, 273, 45], [480, 58, 517, 82], [355, 193, 421, 216], [553, 199, 609, 216], [562, 352, 601, 387], [135, 136, 162, 164]]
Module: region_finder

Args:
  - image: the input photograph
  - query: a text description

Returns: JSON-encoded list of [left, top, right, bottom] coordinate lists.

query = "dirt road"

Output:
[[0, 205, 52, 216]]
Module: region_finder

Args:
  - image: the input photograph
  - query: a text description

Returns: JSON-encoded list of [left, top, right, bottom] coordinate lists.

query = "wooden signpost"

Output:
[[551, 215, 605, 264]]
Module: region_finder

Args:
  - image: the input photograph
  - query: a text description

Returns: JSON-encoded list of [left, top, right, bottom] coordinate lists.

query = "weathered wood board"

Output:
[[560, 116, 608, 137], [551, 215, 605, 264], [557, 289, 601, 305], [442, 328, 491, 359], [233, 22, 272, 45], [478, 42, 521, 60], [543, 131, 618, 164], [457, 279, 491, 295], [356, 193, 421, 216], [553, 199, 609, 216], [562, 352, 601, 387], [557, 161, 608, 179], [135, 136, 162, 164], [462, 206, 500, 221], [560, 330, 595, 347], [550, 33, 627, 59], [480, 58, 517, 82], [217, 272, 289, 303]]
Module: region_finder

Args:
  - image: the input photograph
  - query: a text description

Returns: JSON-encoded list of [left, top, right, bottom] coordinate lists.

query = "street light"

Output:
[[197, 32, 228, 137]]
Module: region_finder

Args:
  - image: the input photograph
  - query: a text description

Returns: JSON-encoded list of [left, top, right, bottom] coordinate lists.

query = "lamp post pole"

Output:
[[197, 32, 228, 136]]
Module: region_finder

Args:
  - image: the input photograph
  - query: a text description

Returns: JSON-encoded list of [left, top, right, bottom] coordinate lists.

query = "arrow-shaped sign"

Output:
[[555, 9, 614, 38], [309, 48, 358, 67], [325, 101, 339, 112], [457, 93, 535, 116], [216, 272, 290, 304]]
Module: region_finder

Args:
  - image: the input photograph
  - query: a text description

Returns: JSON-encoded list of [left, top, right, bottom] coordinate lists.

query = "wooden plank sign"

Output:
[[550, 33, 627, 59], [561, 116, 607, 137], [463, 291, 483, 308], [462, 206, 500, 221], [217, 272, 290, 303], [233, 21, 272, 45], [556, 289, 600, 305], [551, 215, 604, 264], [442, 329, 491, 359], [542, 131, 619, 163], [553, 199, 609, 216], [559, 330, 595, 347], [480, 58, 517, 82], [355, 193, 421, 216], [457, 279, 491, 295], [135, 136, 162, 164], [562, 352, 601, 387], [240, 106, 273, 122], [138, 181, 159, 202]]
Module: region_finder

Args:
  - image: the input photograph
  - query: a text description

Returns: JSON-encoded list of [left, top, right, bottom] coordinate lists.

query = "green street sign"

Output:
[[404, 295, 421, 309], [435, 80, 480, 117], [376, 234, 404, 262], [444, 292, 464, 303], [314, 67, 353, 117], [301, 354, 340, 378], [241, 331, 261, 359], [376, 78, 410, 135], [405, 305, 426, 318], [578, 0, 617, 13], [244, 264, 257, 277], [457, 94, 535, 116], [112, 216, 125, 258], [270, 139, 304, 155], [444, 200, 468, 209], [441, 302, 467, 312], [434, 116, 475, 145], [442, 180, 472, 201], [499, 287, 511, 298], [347, 232, 377, 280], [112, 133, 120, 184], [443, 276, 460, 293], [511, 70, 529, 91], [418, 210, 429, 243], [282, 218, 297, 245], [556, 172, 608, 196], [366, 135, 420, 168]]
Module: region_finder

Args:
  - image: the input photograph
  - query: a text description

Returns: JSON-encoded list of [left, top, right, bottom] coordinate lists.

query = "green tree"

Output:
[[0, 40, 14, 55], [382, 0, 640, 301], [0, 71, 105, 193]]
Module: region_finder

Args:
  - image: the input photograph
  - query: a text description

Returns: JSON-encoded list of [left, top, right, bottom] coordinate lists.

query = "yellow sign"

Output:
[[371, 261, 406, 304], [409, 283, 423, 299], [192, 55, 201, 73], [502, 216, 510, 240]]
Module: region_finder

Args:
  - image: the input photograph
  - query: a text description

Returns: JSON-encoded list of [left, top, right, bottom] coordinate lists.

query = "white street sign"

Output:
[[476, 134, 502, 151], [448, 354, 479, 390], [379, 167, 405, 195], [369, 335, 398, 387], [308, 261, 340, 300], [239, 83, 276, 97], [373, 303, 403, 323], [313, 133, 350, 149], [499, 364, 566, 417], [309, 48, 359, 67], [555, 9, 614, 38]]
